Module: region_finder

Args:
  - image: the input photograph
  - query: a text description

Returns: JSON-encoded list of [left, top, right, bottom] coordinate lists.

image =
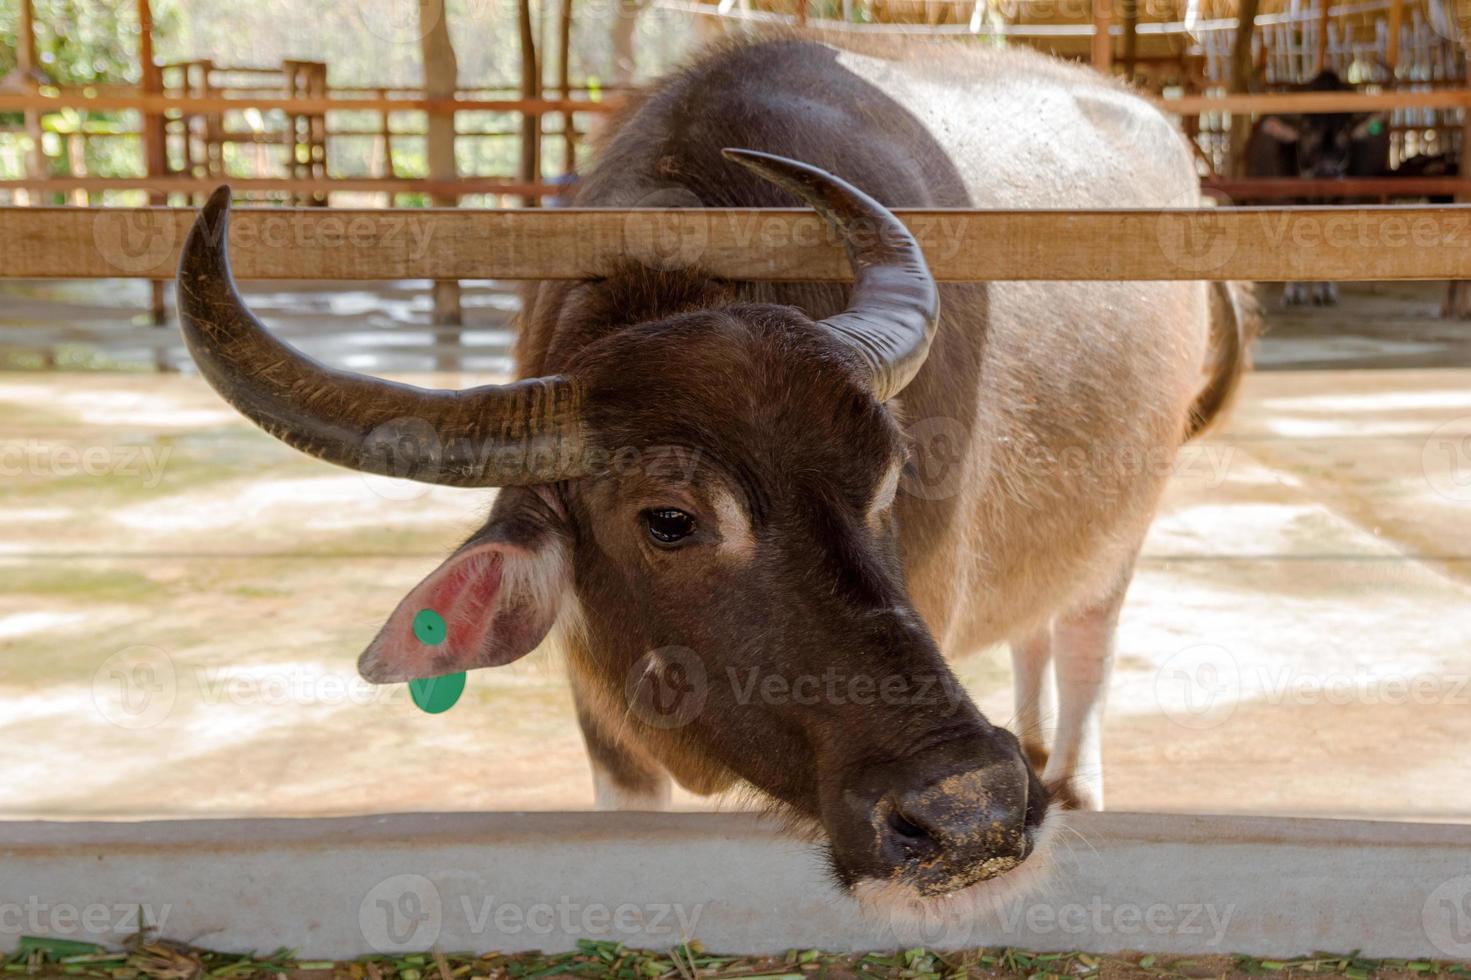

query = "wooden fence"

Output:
[[3, 87, 1464, 204], [4, 203, 1469, 282], [0, 85, 623, 206]]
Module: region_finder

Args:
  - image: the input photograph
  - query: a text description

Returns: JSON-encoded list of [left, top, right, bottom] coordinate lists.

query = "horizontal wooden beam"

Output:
[[8, 86, 1463, 121], [0, 91, 621, 116], [1203, 176, 1471, 199], [1, 176, 563, 197], [4, 204, 1469, 282], [1157, 88, 1471, 115]]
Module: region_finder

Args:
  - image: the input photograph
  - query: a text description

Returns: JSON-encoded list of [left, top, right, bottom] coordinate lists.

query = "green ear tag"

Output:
[[410, 672, 465, 714], [413, 608, 447, 646], [408, 609, 463, 713]]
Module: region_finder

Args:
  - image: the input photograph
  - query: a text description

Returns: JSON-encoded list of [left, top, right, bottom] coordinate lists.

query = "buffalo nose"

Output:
[[880, 764, 1032, 878]]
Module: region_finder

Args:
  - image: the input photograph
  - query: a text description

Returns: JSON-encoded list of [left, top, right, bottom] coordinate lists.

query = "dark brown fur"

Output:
[[490, 36, 1240, 897], [502, 39, 1043, 891]]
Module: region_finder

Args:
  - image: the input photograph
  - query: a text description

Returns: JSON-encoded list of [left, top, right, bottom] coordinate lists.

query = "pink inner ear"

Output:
[[360, 530, 567, 685], [360, 544, 515, 683], [417, 550, 505, 655]]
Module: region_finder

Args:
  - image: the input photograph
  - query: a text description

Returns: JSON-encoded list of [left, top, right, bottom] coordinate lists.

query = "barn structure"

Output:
[[2, 0, 1467, 329], [2, 0, 1467, 201]]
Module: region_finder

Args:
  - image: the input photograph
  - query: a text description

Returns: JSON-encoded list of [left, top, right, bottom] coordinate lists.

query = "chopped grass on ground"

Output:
[[7, 937, 1471, 980]]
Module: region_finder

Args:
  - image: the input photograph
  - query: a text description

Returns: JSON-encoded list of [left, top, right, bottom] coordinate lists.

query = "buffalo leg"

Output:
[[573, 685, 672, 810], [1282, 282, 1309, 306], [1009, 624, 1056, 772], [1043, 579, 1128, 811]]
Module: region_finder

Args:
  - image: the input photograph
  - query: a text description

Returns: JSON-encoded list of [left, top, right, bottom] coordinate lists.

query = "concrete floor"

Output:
[[0, 282, 1468, 821], [3, 278, 1469, 374]]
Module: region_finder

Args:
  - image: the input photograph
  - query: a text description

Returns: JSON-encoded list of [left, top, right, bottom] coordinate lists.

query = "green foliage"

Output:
[[0, 0, 689, 192], [0, 0, 177, 182], [0, 0, 179, 87]]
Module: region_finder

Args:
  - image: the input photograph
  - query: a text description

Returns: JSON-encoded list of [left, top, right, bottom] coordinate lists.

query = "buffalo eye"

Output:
[[643, 508, 697, 546]]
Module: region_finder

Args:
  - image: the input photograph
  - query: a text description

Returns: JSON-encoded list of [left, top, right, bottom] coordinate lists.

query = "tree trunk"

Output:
[[17, 0, 44, 205], [559, 0, 575, 175], [419, 0, 462, 336], [519, 0, 542, 208]]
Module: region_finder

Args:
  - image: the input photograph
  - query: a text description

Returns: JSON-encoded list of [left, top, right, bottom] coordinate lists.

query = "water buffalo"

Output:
[[1244, 69, 1389, 305], [176, 37, 1246, 915]]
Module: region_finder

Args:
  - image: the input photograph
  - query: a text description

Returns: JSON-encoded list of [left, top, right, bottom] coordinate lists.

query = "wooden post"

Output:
[[1228, 0, 1262, 178], [1091, 0, 1112, 74], [558, 0, 575, 176], [795, 0, 808, 27], [136, 0, 171, 341], [16, 0, 45, 205], [519, 0, 542, 208], [1121, 0, 1137, 82], [199, 60, 221, 181], [1445, 89, 1471, 318], [376, 86, 395, 207], [1385, 0, 1404, 78], [137, 0, 167, 191], [1314, 0, 1331, 75], [419, 0, 463, 336]]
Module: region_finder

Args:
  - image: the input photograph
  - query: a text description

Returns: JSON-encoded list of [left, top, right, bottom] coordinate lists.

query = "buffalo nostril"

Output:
[[881, 805, 941, 861], [887, 808, 930, 841], [891, 766, 1032, 860]]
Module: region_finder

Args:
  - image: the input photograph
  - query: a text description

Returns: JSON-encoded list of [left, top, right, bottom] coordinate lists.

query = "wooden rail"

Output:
[[4, 204, 1469, 282], [1156, 88, 1471, 116], [0, 176, 564, 197], [7, 88, 1462, 207], [1203, 176, 1470, 198], [0, 92, 622, 116], [5, 83, 1459, 119]]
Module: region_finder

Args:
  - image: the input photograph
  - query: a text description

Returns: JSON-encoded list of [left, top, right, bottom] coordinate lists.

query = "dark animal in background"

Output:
[[1394, 151, 1459, 203], [1245, 70, 1389, 306]]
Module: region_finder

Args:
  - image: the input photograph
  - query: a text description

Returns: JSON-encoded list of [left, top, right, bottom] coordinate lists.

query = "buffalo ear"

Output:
[[1261, 115, 1301, 144], [357, 493, 571, 684]]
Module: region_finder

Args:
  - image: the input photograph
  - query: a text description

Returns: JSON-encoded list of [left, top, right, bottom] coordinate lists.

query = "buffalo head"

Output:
[[175, 150, 1051, 912]]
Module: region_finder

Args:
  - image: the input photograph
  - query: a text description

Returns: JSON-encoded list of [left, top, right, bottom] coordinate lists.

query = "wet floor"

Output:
[[0, 279, 521, 375], [0, 280, 1468, 821], [3, 279, 1471, 374]]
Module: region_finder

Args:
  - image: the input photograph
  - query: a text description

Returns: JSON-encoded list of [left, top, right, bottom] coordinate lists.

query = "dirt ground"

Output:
[[0, 281, 1468, 821]]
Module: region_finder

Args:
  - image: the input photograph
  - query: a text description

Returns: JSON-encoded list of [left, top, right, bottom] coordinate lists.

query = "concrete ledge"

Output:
[[3, 812, 1470, 960]]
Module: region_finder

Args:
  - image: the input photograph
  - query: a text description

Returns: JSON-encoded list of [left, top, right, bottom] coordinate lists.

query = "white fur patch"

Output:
[[852, 805, 1063, 945], [499, 535, 571, 618], [868, 459, 903, 532], [710, 487, 755, 561]]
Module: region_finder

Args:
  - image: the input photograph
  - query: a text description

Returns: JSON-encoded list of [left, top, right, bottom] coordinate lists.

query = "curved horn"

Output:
[[175, 187, 589, 487], [721, 148, 940, 402]]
